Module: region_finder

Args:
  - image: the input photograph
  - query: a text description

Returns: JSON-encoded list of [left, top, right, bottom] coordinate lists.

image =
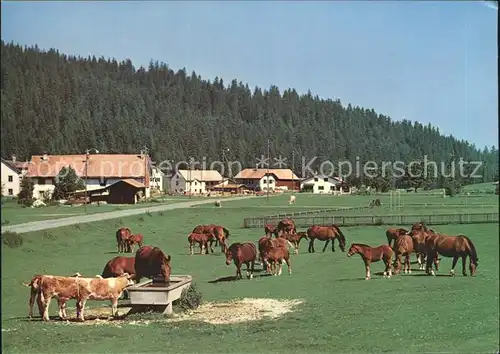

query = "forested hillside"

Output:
[[1, 41, 498, 186]]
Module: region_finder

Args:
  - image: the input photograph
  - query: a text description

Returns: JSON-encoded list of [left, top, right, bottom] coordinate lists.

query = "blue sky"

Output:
[[1, 1, 497, 148]]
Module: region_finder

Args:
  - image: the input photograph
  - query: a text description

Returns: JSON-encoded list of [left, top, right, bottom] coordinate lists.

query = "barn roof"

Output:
[[177, 169, 223, 182], [234, 168, 299, 180], [26, 154, 149, 178]]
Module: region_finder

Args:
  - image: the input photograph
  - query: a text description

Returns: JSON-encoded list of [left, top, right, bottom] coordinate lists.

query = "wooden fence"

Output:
[[261, 205, 371, 220], [243, 212, 499, 229]]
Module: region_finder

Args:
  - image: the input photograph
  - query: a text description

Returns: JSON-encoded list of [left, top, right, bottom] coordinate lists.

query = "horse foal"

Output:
[[347, 243, 393, 280]]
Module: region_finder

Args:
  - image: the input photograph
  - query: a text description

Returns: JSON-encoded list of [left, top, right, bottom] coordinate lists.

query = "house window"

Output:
[[318, 186, 324, 190], [8, 189, 13, 196], [324, 178, 328, 182], [195, 189, 197, 193], [314, 178, 318, 182], [330, 186, 335, 190], [176, 181, 179, 186], [269, 179, 274, 184], [8, 175, 13, 182], [194, 181, 197, 185], [38, 178, 45, 184]]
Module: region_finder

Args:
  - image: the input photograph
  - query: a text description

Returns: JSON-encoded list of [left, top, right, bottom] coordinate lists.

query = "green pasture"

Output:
[[1, 194, 498, 353], [0, 196, 206, 225]]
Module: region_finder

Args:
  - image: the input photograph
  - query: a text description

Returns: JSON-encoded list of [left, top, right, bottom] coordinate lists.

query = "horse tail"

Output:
[[462, 235, 479, 263], [223, 227, 230, 239]]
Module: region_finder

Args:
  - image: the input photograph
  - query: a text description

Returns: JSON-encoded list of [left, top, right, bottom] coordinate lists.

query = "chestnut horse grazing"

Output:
[[385, 227, 409, 247], [192, 224, 229, 252], [424, 234, 478, 277], [225, 242, 257, 280], [393, 235, 414, 274], [188, 233, 214, 255], [347, 243, 393, 280], [134, 246, 172, 283], [116, 227, 132, 253], [126, 234, 144, 253], [101, 256, 136, 279], [257, 236, 294, 271], [279, 232, 308, 254], [260, 238, 292, 276], [277, 219, 296, 235], [307, 225, 346, 253]]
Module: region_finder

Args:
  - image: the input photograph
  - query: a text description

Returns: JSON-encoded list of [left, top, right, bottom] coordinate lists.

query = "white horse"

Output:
[[289, 195, 296, 204]]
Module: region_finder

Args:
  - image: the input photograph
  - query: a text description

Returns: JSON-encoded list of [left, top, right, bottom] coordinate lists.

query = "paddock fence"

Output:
[[243, 212, 499, 229]]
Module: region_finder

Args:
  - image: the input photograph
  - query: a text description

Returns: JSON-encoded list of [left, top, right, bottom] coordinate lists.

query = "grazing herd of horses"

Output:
[[106, 218, 479, 285]]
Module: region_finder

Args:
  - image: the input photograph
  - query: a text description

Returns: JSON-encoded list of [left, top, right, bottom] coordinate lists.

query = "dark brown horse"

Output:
[[424, 233, 479, 277], [225, 242, 257, 280], [134, 246, 172, 283], [392, 235, 414, 274], [279, 232, 308, 254], [347, 243, 393, 280], [307, 225, 346, 253], [260, 238, 292, 276], [188, 233, 214, 255], [101, 256, 136, 279], [409, 229, 440, 271], [192, 224, 229, 252], [116, 227, 132, 253], [385, 227, 409, 247], [126, 234, 144, 253], [264, 223, 278, 237], [277, 219, 296, 235]]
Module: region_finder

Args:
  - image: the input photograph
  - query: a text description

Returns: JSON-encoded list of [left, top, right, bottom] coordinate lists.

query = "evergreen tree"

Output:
[[52, 166, 85, 200]]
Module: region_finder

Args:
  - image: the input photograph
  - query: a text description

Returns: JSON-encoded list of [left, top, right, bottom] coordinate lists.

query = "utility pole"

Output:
[[84, 148, 99, 212], [188, 156, 193, 199], [292, 150, 295, 194], [267, 139, 270, 202]]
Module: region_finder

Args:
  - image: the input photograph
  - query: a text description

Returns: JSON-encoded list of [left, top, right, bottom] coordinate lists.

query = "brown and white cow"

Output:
[[74, 273, 134, 321], [36, 273, 133, 321], [23, 272, 82, 319]]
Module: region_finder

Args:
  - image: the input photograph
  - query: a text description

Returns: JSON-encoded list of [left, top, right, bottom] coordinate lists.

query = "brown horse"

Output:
[[392, 235, 415, 274], [188, 233, 214, 255], [424, 233, 479, 277], [101, 256, 136, 278], [409, 229, 440, 271], [225, 242, 257, 280], [260, 238, 292, 276], [126, 234, 144, 253], [347, 243, 393, 280], [307, 225, 346, 253], [257, 236, 294, 271], [192, 224, 229, 252], [385, 227, 409, 247], [277, 219, 296, 235], [264, 223, 278, 237], [116, 227, 132, 253], [279, 232, 308, 254], [134, 246, 172, 283]]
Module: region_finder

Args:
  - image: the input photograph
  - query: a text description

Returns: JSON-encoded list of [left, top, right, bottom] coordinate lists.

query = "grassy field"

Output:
[[0, 195, 207, 225], [1, 194, 499, 353]]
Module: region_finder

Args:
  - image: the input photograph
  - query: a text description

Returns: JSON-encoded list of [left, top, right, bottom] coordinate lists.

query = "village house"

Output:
[[150, 164, 167, 193], [300, 174, 351, 194], [210, 178, 251, 194], [26, 153, 151, 200], [233, 168, 300, 192], [1, 155, 28, 197], [170, 169, 223, 195]]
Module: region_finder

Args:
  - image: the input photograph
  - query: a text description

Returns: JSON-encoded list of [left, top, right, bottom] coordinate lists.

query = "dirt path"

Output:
[[2, 195, 255, 234]]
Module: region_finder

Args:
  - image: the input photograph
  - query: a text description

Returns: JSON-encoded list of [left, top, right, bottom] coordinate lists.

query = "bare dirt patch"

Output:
[[62, 298, 303, 326]]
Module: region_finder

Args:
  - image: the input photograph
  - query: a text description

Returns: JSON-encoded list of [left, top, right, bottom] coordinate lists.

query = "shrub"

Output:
[[2, 231, 23, 248], [173, 283, 203, 312]]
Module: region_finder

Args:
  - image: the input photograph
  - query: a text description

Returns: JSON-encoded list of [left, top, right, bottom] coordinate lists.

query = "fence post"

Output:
[[459, 214, 463, 224]]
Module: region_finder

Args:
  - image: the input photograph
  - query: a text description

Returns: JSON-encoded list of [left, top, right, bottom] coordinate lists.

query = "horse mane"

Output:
[[351, 243, 371, 248], [461, 235, 479, 263]]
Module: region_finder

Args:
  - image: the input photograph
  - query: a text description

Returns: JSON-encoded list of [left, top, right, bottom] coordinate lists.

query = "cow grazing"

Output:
[[24, 273, 82, 320]]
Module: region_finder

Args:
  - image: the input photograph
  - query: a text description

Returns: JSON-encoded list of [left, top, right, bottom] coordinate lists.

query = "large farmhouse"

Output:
[[170, 169, 223, 195], [234, 168, 300, 191], [26, 153, 151, 200], [300, 174, 351, 194], [1, 156, 28, 197]]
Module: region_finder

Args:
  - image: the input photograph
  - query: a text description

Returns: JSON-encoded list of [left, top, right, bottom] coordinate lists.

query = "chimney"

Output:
[[11, 154, 16, 163]]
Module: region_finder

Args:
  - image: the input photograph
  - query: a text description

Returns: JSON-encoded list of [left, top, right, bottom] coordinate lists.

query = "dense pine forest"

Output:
[[1, 40, 498, 187]]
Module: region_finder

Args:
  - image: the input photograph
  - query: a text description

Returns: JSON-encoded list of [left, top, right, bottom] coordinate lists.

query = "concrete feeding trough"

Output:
[[125, 275, 193, 315]]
